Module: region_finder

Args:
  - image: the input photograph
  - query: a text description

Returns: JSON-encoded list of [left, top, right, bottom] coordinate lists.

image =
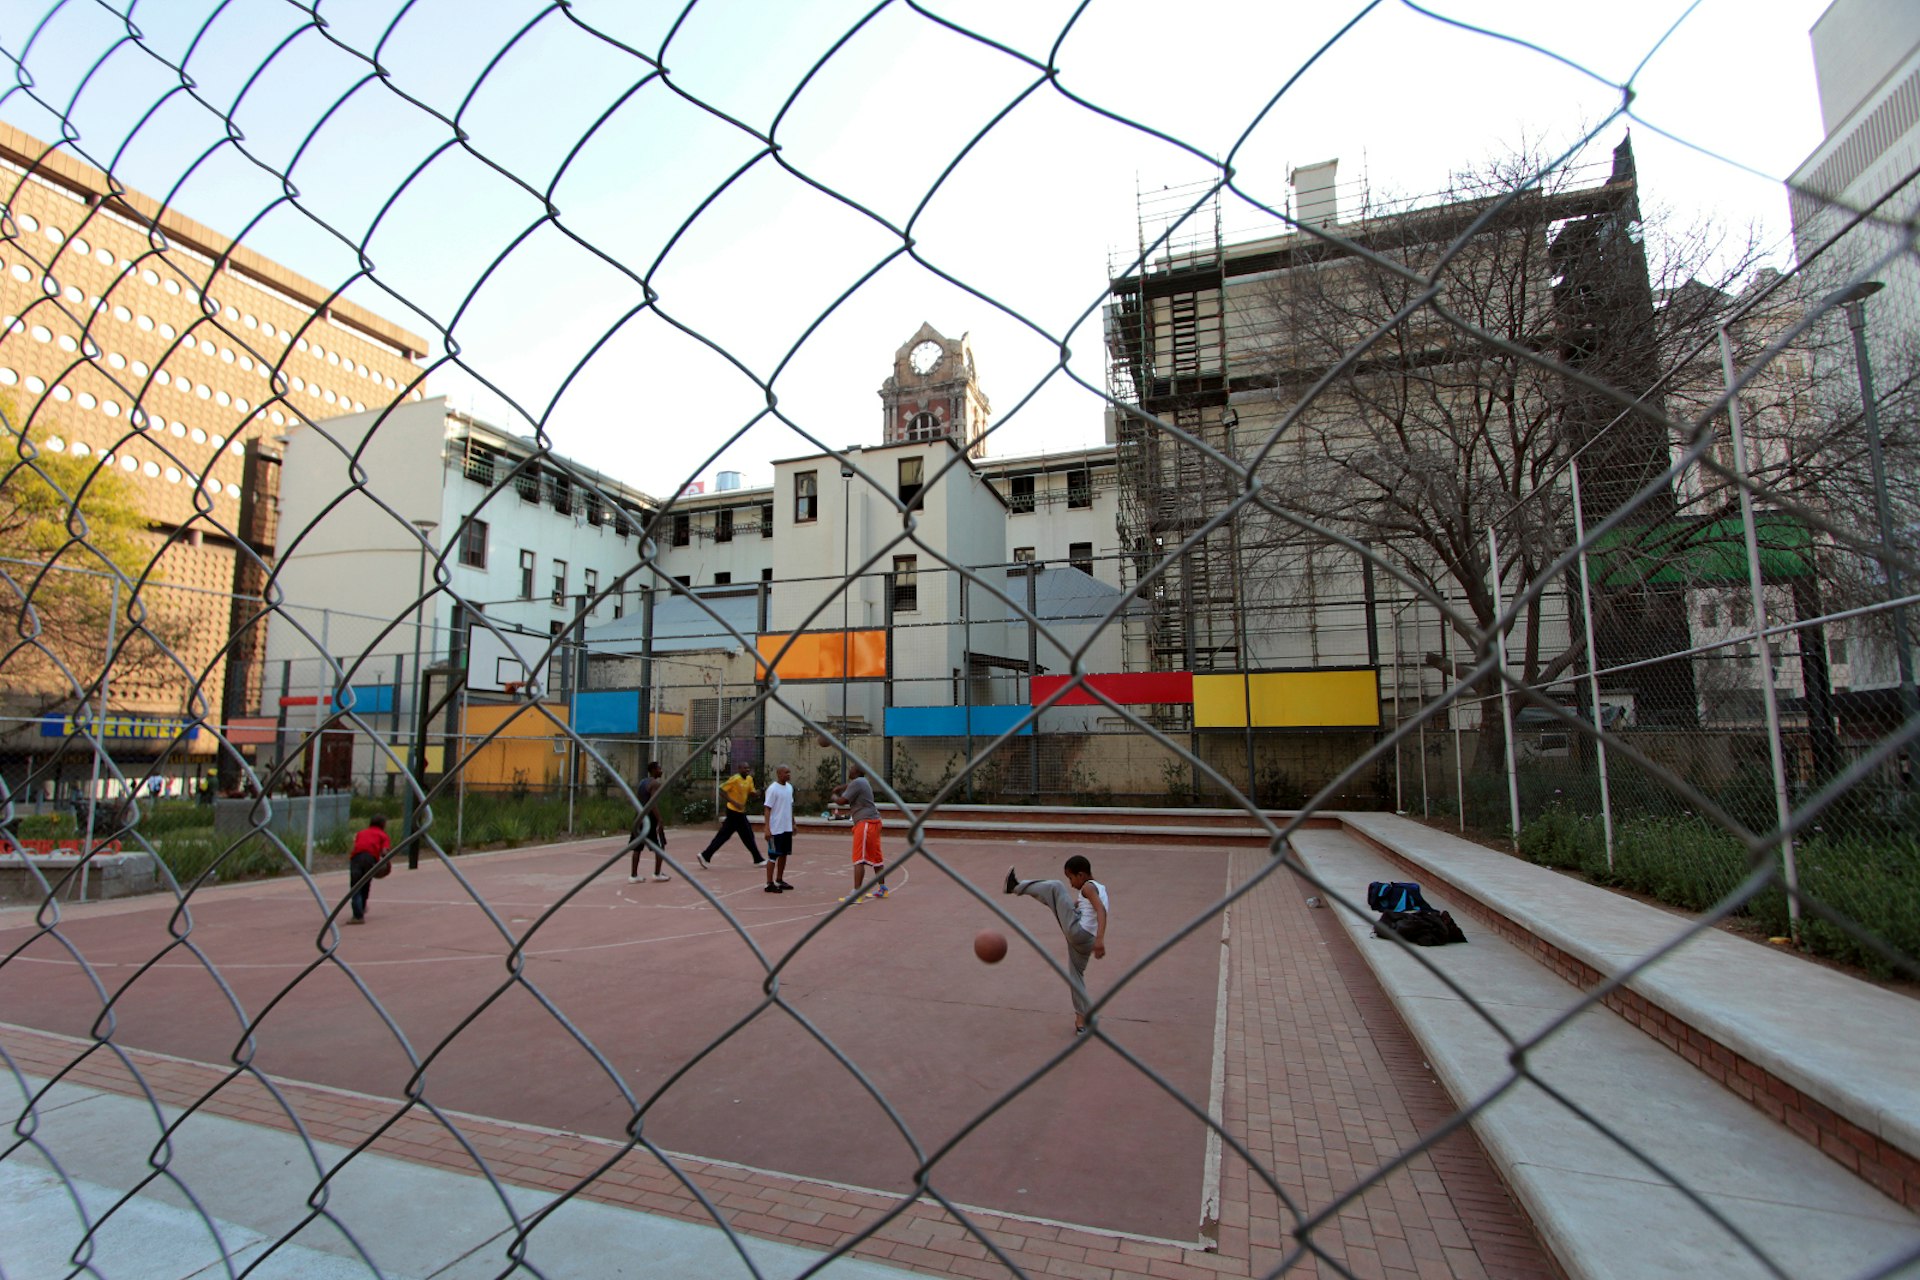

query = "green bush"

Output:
[[1516, 806, 1919, 978]]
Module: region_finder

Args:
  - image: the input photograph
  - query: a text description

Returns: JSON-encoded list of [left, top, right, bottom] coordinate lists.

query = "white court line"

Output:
[[1198, 857, 1232, 1247], [0, 869, 911, 970]]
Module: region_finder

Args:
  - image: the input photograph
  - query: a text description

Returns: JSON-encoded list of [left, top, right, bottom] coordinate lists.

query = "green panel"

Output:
[[1590, 514, 1811, 587]]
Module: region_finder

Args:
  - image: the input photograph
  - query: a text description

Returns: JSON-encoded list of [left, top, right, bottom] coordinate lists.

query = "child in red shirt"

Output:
[[347, 814, 391, 924]]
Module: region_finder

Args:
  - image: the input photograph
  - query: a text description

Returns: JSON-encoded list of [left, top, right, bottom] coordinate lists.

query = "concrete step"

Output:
[[792, 807, 1327, 848], [1290, 826, 1920, 1279]]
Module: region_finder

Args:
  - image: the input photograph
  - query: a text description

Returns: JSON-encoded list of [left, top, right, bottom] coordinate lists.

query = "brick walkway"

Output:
[[3, 847, 1552, 1278]]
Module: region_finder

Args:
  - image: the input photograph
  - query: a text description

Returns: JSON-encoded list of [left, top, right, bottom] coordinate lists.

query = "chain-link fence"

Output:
[[2, 3, 1918, 1279]]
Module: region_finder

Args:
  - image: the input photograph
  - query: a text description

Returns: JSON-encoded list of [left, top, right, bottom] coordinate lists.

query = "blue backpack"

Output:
[[1367, 881, 1429, 914]]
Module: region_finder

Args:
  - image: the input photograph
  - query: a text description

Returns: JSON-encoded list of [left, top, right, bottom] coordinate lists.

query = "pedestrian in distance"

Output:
[[629, 761, 671, 882], [763, 763, 796, 892], [698, 766, 764, 869], [832, 763, 887, 903], [1007, 855, 1110, 1034], [346, 813, 392, 925]]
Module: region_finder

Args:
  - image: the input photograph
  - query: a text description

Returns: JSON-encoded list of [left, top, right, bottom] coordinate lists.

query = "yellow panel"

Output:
[[457, 702, 570, 788], [1192, 674, 1250, 728], [650, 711, 685, 735], [1194, 670, 1380, 728]]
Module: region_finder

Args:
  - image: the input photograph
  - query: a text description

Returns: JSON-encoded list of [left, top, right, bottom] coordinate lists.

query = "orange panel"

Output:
[[848, 629, 887, 678], [756, 630, 888, 680]]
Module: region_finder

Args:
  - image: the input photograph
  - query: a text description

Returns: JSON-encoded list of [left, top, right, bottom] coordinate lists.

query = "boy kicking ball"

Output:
[[1007, 856, 1110, 1035]]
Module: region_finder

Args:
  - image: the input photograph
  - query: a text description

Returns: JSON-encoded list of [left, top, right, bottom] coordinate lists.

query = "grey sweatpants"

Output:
[[1014, 878, 1097, 1019]]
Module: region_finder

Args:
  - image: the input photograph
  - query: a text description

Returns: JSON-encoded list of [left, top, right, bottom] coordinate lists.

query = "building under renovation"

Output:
[[1104, 137, 1697, 777]]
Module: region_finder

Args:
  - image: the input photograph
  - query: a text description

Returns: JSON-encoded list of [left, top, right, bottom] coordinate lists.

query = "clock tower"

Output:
[[880, 323, 991, 458]]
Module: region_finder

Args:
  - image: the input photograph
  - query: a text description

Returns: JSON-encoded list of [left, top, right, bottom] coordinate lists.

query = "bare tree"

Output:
[[1240, 137, 1815, 770]]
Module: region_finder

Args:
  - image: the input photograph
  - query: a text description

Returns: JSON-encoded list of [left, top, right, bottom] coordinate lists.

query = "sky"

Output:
[[0, 0, 1835, 499]]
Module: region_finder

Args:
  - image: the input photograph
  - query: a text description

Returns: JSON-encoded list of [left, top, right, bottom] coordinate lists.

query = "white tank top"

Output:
[[1074, 880, 1110, 934]]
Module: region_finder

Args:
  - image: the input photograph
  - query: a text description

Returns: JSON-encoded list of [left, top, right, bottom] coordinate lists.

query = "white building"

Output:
[[263, 397, 657, 785], [262, 329, 1134, 793], [1789, 0, 1920, 342]]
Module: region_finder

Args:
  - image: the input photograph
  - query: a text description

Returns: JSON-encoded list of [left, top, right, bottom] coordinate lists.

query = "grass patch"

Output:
[[1517, 803, 1919, 977]]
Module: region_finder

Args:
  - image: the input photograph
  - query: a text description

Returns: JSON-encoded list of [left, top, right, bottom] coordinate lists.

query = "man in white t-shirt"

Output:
[[762, 764, 797, 893]]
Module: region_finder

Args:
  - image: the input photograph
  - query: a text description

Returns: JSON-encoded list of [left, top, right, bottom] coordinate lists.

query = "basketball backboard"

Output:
[[466, 623, 551, 696]]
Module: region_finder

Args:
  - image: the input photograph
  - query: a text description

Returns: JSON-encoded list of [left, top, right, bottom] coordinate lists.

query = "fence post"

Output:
[[1488, 528, 1522, 842], [79, 575, 120, 904], [1027, 564, 1039, 799], [960, 571, 973, 803], [1443, 593, 1465, 831], [1568, 462, 1617, 870], [1719, 328, 1800, 935], [301, 609, 328, 873], [1390, 596, 1403, 813]]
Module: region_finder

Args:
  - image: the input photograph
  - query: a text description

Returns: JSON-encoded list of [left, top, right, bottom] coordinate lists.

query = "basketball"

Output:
[[974, 929, 1008, 964]]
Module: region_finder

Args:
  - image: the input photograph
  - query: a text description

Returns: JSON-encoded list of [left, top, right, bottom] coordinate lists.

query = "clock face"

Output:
[[909, 340, 943, 376]]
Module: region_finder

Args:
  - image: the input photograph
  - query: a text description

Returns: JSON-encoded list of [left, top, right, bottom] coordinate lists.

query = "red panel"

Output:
[[1032, 672, 1193, 707]]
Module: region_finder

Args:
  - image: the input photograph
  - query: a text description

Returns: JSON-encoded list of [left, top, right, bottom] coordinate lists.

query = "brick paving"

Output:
[[2, 844, 1553, 1278]]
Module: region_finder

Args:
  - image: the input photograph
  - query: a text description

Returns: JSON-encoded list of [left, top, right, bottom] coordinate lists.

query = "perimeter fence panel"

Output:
[[1, 4, 1918, 1280]]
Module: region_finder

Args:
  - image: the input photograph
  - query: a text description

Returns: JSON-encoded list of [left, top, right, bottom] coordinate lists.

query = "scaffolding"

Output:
[[1108, 182, 1242, 672]]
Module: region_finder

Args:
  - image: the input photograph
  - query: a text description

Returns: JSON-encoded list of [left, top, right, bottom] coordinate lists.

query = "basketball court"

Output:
[[0, 832, 1229, 1242]]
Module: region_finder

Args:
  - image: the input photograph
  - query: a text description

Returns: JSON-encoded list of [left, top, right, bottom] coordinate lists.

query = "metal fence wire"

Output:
[[1, 3, 1918, 1279]]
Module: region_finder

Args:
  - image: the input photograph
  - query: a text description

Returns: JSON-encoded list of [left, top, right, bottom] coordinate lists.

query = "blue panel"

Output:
[[574, 689, 642, 735], [345, 684, 395, 715], [884, 705, 1034, 738]]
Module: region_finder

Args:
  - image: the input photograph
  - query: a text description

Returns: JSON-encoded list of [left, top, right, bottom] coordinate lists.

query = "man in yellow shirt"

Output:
[[697, 768, 765, 868]]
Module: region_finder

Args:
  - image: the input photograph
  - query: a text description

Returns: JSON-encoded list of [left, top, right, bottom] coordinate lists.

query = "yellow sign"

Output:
[[1192, 670, 1380, 729]]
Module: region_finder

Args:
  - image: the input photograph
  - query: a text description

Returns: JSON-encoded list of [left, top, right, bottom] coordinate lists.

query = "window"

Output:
[[761, 567, 773, 582], [585, 493, 604, 526], [1069, 542, 1093, 575], [1014, 547, 1036, 564], [714, 572, 732, 585], [715, 507, 734, 543], [795, 470, 818, 522], [462, 443, 496, 485], [898, 456, 924, 509], [1009, 474, 1035, 513], [907, 411, 941, 441], [515, 468, 540, 503], [1067, 467, 1091, 509], [584, 568, 598, 613], [672, 513, 690, 546], [459, 520, 488, 569], [549, 473, 572, 515], [552, 559, 567, 607], [672, 574, 690, 590], [613, 507, 632, 539], [612, 594, 625, 621], [892, 554, 918, 613], [760, 501, 774, 538], [1829, 638, 1849, 665], [519, 550, 536, 599]]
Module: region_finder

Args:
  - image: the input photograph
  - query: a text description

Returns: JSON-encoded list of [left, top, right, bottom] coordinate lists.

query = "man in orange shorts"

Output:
[[831, 763, 887, 903]]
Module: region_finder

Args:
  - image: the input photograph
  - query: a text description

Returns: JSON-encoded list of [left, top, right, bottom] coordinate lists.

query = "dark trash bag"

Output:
[[1374, 908, 1468, 947], [1366, 880, 1429, 914]]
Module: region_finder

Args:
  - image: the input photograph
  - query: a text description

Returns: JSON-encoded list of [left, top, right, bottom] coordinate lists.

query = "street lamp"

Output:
[[402, 517, 438, 867], [1830, 280, 1917, 738]]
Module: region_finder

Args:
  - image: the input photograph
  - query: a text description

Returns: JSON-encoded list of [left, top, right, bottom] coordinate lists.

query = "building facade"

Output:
[[0, 122, 427, 796]]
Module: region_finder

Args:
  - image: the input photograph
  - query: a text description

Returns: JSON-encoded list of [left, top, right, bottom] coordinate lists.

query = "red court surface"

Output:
[[0, 834, 1227, 1241]]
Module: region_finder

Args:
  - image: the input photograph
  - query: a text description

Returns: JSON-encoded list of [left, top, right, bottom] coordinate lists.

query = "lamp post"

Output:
[[1832, 281, 1918, 735], [401, 517, 439, 868]]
